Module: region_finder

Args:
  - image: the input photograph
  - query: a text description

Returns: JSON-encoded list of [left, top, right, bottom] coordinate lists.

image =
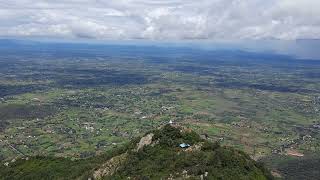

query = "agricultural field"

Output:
[[0, 41, 320, 178]]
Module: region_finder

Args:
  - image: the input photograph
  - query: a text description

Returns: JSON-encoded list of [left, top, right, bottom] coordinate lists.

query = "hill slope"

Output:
[[0, 125, 273, 180]]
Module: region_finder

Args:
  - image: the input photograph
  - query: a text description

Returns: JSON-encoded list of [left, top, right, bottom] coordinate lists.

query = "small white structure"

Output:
[[179, 143, 190, 148], [169, 120, 173, 125]]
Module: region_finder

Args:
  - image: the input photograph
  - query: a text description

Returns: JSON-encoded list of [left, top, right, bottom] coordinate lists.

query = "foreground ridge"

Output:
[[0, 125, 273, 180]]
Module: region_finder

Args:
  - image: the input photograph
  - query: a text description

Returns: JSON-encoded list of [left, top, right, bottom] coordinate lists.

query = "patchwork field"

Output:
[[0, 43, 319, 178]]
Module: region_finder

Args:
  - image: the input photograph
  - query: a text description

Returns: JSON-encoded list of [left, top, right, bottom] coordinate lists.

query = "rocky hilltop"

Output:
[[0, 125, 273, 180]]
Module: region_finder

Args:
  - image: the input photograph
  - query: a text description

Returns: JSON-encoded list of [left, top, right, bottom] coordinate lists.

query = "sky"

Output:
[[0, 0, 319, 41]]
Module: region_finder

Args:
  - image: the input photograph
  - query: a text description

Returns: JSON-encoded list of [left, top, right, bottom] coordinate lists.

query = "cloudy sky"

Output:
[[0, 0, 319, 40]]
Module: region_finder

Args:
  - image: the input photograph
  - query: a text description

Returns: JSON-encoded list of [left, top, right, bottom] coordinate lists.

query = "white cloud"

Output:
[[0, 0, 319, 40]]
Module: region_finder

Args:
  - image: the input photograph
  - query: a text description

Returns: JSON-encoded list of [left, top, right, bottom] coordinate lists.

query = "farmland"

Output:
[[0, 41, 320, 178]]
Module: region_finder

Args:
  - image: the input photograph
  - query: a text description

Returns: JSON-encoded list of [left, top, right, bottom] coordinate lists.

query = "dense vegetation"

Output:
[[111, 125, 273, 179], [0, 125, 273, 180]]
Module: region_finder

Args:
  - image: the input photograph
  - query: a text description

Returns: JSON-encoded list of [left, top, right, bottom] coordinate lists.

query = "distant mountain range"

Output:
[[1, 38, 319, 60]]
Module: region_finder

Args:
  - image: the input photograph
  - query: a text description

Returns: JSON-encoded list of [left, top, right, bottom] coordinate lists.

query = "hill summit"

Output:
[[0, 124, 273, 180]]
